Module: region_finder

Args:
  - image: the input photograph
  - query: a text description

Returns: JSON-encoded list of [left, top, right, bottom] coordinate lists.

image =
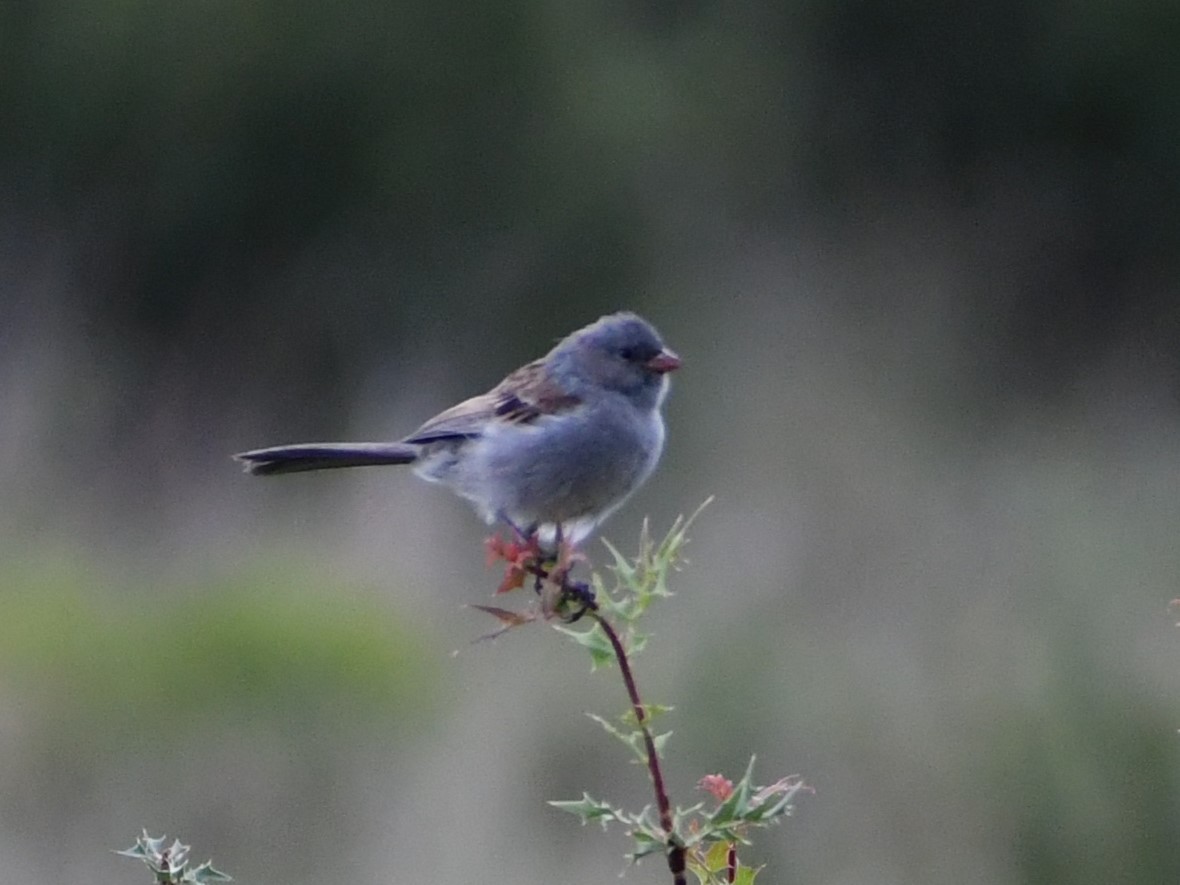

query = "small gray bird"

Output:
[[235, 312, 680, 547]]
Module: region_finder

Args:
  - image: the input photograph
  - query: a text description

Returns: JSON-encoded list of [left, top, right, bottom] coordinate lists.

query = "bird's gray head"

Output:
[[549, 312, 680, 410]]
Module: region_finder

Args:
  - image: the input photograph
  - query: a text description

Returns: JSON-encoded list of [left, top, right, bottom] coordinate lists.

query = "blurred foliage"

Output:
[[2, 2, 1180, 884], [116, 831, 232, 885], [0, 554, 443, 884], [3, 0, 1178, 404], [0, 558, 439, 741]]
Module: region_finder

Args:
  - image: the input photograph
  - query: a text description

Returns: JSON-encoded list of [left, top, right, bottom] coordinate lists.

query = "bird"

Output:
[[235, 312, 680, 550]]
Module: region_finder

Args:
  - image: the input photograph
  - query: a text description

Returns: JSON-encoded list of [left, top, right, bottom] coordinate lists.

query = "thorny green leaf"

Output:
[[549, 793, 620, 830], [552, 622, 615, 669], [551, 504, 806, 881], [628, 826, 667, 862], [586, 712, 648, 763], [115, 832, 230, 885], [652, 729, 673, 757], [185, 861, 233, 884], [702, 840, 732, 873], [709, 756, 757, 826], [621, 703, 675, 728], [745, 777, 807, 823], [602, 537, 637, 590]]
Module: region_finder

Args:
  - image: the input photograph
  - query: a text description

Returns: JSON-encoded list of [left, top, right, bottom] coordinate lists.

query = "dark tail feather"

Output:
[[234, 442, 418, 476]]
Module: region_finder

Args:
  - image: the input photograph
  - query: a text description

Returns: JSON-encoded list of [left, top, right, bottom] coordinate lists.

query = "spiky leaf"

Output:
[[549, 793, 620, 830]]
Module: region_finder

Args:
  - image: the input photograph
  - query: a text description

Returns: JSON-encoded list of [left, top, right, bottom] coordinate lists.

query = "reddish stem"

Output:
[[524, 558, 686, 885], [589, 611, 685, 885]]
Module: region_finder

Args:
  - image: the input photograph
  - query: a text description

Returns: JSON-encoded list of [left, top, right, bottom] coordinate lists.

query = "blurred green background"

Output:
[[3, 1, 1180, 883]]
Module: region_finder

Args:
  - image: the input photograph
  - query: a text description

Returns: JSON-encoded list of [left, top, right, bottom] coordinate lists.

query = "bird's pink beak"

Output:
[[645, 349, 682, 374]]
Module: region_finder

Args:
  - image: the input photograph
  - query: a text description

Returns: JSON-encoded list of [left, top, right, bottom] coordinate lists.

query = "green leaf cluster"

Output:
[[550, 503, 807, 881], [554, 498, 712, 668], [116, 831, 232, 885], [552, 756, 806, 882], [547, 795, 667, 862], [586, 710, 673, 766]]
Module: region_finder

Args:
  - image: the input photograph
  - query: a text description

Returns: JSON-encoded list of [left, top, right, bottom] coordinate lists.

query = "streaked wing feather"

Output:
[[402, 360, 581, 443], [490, 360, 582, 425], [402, 393, 499, 444]]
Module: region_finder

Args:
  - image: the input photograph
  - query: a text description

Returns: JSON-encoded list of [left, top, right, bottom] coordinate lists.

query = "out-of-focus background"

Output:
[[3, 2, 1180, 883]]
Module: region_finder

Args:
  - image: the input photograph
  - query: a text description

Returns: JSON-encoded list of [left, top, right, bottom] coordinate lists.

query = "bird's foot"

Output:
[[545, 525, 596, 619], [484, 528, 596, 620], [557, 578, 597, 622], [548, 540, 587, 587]]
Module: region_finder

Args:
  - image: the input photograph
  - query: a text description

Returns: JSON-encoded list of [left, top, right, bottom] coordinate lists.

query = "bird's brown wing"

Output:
[[488, 360, 583, 425], [401, 392, 499, 444], [402, 360, 582, 444]]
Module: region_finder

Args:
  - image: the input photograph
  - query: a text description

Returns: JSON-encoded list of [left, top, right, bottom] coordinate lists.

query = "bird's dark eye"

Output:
[[618, 342, 660, 363]]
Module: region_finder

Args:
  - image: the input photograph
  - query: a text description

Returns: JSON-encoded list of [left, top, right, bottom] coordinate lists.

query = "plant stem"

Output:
[[589, 611, 686, 885], [523, 559, 686, 885]]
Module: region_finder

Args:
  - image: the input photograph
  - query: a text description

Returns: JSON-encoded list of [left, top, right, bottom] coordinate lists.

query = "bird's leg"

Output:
[[548, 523, 587, 585], [558, 576, 597, 622], [499, 517, 571, 595], [549, 523, 596, 620], [485, 517, 595, 616], [514, 521, 550, 594], [499, 515, 537, 546]]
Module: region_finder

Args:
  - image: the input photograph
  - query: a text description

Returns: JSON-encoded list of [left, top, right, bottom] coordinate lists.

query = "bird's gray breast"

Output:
[[463, 396, 663, 526]]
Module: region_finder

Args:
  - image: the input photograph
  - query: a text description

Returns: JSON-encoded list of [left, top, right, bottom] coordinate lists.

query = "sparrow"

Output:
[[235, 312, 680, 548]]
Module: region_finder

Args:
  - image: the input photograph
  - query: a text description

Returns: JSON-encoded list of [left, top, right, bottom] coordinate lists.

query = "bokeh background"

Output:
[[3, 1, 1180, 883]]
